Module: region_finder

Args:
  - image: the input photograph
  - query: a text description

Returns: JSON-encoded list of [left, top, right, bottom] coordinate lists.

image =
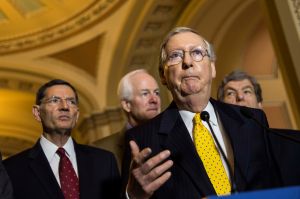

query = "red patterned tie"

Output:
[[56, 147, 80, 199]]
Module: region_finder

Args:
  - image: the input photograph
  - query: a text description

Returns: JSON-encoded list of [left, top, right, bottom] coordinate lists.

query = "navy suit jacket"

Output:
[[0, 153, 13, 199], [4, 139, 121, 199], [122, 99, 281, 198], [268, 128, 300, 186]]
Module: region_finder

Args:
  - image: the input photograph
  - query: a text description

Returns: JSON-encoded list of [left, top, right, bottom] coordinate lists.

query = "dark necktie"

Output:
[[56, 147, 80, 199]]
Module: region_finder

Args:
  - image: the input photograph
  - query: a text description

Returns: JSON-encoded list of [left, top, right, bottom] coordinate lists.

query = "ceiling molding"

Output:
[[50, 34, 103, 78], [106, 0, 191, 106], [0, 65, 98, 114], [0, 0, 125, 54]]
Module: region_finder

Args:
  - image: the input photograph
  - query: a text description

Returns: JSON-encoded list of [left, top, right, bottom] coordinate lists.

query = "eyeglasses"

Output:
[[41, 96, 78, 107], [165, 46, 210, 67]]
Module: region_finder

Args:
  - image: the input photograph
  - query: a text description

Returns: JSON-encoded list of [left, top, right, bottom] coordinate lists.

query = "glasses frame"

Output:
[[41, 96, 78, 107], [165, 46, 210, 67]]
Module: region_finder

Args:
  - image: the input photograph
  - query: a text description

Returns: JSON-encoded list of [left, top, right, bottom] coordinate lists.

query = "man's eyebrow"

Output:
[[242, 85, 255, 90], [224, 87, 237, 92], [139, 89, 150, 93]]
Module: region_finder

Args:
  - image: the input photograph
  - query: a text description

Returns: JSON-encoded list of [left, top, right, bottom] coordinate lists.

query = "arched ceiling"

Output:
[[0, 0, 124, 54], [0, 0, 128, 156], [0, 0, 298, 156]]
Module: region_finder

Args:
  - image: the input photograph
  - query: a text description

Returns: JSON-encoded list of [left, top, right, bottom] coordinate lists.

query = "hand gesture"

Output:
[[127, 140, 173, 199]]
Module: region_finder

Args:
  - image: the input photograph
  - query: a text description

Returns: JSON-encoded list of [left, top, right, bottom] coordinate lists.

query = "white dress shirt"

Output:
[[179, 101, 230, 177], [40, 135, 78, 187]]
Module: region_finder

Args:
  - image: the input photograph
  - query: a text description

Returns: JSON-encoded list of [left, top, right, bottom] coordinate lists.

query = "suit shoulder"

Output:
[[92, 131, 124, 147], [127, 114, 162, 135], [213, 98, 265, 117], [3, 148, 32, 167], [125, 111, 174, 145], [76, 144, 119, 170], [76, 144, 116, 158]]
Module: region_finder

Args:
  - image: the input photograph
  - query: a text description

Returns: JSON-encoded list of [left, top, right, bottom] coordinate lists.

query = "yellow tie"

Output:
[[193, 113, 231, 195]]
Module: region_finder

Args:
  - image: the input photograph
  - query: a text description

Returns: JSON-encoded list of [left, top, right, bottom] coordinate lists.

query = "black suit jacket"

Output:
[[268, 128, 300, 186], [0, 153, 13, 199], [122, 99, 281, 198], [4, 139, 121, 199], [93, 127, 126, 171]]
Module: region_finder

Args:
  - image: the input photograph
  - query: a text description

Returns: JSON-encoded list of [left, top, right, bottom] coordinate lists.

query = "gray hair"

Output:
[[217, 70, 263, 103], [117, 69, 148, 101], [158, 27, 216, 80]]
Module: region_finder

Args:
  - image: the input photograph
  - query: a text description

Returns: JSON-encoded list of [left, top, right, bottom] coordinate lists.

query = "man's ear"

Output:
[[160, 66, 167, 86], [160, 74, 167, 85], [121, 100, 131, 113], [211, 62, 216, 78], [258, 102, 263, 109], [75, 107, 80, 123], [32, 105, 42, 122]]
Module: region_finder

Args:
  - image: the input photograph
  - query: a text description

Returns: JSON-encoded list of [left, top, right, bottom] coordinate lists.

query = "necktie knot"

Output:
[[56, 147, 66, 158], [193, 113, 201, 125]]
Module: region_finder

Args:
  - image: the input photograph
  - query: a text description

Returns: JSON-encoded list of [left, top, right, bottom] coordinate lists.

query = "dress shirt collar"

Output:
[[40, 135, 75, 162], [126, 122, 133, 130], [179, 101, 218, 129]]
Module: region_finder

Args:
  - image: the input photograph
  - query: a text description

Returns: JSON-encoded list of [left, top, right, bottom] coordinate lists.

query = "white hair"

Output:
[[117, 69, 148, 101]]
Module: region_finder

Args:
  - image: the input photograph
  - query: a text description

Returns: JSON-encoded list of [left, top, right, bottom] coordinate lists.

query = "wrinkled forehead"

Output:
[[165, 32, 206, 51], [225, 79, 255, 90]]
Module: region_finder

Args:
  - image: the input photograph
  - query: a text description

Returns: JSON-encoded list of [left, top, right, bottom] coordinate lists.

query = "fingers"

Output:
[[130, 140, 152, 166], [139, 150, 171, 175], [129, 140, 140, 157], [134, 158, 173, 187], [131, 149, 173, 190], [142, 171, 172, 194], [128, 140, 173, 198]]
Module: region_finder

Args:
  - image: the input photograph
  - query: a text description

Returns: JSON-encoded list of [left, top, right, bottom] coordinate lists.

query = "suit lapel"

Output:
[[74, 143, 89, 199], [75, 142, 98, 199], [29, 141, 64, 199], [158, 102, 215, 196], [212, 100, 249, 191]]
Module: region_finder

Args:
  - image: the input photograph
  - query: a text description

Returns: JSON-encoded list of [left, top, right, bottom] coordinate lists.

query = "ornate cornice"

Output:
[[289, 0, 300, 39], [0, 0, 125, 54], [0, 77, 39, 93]]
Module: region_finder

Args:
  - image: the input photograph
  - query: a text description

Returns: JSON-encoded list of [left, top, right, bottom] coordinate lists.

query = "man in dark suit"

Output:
[[0, 152, 13, 199], [123, 27, 282, 198], [4, 79, 120, 199], [93, 69, 161, 170], [217, 70, 300, 187]]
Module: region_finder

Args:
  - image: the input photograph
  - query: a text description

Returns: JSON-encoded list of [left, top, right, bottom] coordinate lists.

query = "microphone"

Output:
[[240, 107, 300, 143], [200, 111, 238, 194]]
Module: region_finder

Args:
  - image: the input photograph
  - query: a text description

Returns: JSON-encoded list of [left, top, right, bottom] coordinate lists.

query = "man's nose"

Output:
[[236, 92, 244, 101], [149, 93, 159, 103], [182, 51, 193, 67], [59, 99, 70, 110]]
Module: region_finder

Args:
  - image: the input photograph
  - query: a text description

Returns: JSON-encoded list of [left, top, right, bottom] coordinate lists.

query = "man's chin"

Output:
[[145, 112, 159, 119], [180, 81, 202, 95], [54, 128, 72, 136]]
